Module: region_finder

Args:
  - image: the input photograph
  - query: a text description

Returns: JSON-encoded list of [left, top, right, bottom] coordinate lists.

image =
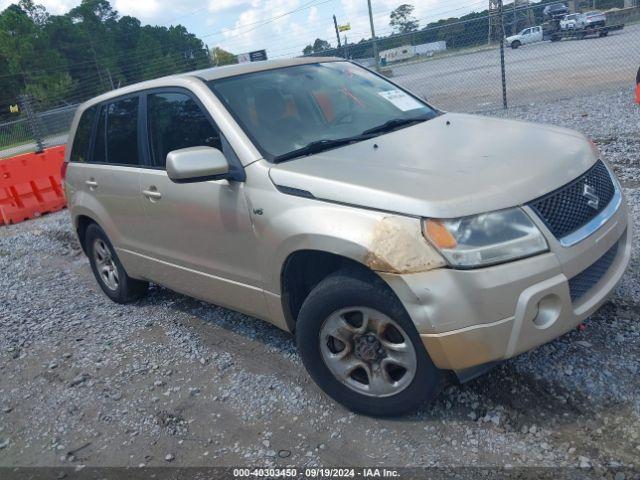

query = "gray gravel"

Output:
[[0, 89, 638, 471]]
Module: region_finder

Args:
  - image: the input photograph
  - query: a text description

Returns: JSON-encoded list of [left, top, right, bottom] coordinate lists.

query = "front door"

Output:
[[134, 89, 266, 316]]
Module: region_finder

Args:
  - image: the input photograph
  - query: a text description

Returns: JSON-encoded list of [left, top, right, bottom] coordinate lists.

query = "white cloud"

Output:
[[114, 0, 160, 19], [307, 5, 317, 24], [216, 0, 314, 55], [208, 0, 254, 13]]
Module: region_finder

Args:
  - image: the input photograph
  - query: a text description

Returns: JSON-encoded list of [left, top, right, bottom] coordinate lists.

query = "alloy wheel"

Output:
[[319, 306, 418, 397], [93, 238, 119, 291]]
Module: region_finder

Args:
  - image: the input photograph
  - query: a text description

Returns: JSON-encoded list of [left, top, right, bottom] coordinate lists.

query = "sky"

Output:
[[0, 0, 490, 57]]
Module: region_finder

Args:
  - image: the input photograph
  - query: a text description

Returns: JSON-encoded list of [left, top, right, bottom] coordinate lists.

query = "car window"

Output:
[[209, 61, 437, 161], [520, 28, 530, 35], [70, 105, 97, 163], [105, 97, 140, 166], [147, 92, 222, 168]]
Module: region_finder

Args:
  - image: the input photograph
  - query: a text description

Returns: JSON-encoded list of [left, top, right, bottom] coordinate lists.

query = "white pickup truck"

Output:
[[504, 26, 543, 49]]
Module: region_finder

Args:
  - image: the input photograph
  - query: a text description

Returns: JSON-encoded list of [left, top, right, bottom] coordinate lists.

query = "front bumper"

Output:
[[381, 200, 631, 371]]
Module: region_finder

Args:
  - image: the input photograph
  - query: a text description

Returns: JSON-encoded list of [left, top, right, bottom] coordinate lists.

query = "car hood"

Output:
[[268, 113, 597, 218], [505, 35, 519, 42]]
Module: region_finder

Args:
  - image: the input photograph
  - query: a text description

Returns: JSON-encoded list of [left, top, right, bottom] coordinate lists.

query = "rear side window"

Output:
[[106, 97, 140, 166], [147, 92, 221, 168], [69, 105, 97, 163]]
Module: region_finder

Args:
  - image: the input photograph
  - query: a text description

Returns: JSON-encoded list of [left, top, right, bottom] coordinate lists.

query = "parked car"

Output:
[[64, 58, 631, 416], [543, 2, 569, 19], [505, 25, 543, 48], [575, 11, 607, 29], [560, 13, 580, 30]]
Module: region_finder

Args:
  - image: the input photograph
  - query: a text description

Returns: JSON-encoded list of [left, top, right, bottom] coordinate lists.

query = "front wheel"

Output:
[[511, 40, 521, 49], [296, 269, 442, 416]]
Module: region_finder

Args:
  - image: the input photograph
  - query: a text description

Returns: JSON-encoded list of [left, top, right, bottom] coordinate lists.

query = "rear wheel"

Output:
[[86, 223, 148, 303], [296, 268, 442, 416]]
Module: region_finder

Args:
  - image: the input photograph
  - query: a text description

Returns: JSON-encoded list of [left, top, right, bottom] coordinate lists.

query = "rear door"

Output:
[[67, 95, 147, 259]]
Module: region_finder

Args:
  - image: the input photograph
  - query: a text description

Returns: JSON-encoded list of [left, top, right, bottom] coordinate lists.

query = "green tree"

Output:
[[211, 47, 237, 66], [389, 4, 419, 34], [302, 38, 331, 55], [0, 0, 212, 112]]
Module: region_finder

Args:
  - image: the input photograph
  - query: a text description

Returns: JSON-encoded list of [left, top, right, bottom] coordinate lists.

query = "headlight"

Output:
[[422, 208, 548, 268]]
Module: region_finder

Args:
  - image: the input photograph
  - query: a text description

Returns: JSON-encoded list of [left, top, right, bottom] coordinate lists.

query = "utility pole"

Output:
[[513, 0, 517, 35], [367, 0, 380, 70], [18, 94, 44, 153], [206, 44, 214, 67], [333, 15, 342, 48]]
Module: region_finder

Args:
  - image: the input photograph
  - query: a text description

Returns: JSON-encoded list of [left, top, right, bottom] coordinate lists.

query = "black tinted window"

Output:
[[105, 97, 139, 165], [147, 92, 221, 168], [70, 106, 97, 163], [92, 105, 107, 164]]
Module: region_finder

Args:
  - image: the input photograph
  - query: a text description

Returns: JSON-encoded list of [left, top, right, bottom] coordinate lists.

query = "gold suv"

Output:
[[64, 58, 631, 415]]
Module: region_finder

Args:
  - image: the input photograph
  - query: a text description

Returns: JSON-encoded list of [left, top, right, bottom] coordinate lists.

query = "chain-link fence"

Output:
[[314, 1, 640, 112], [1, 0, 638, 158], [0, 97, 78, 158]]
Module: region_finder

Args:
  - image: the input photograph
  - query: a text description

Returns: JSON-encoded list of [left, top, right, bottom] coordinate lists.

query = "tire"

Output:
[[599, 30, 608, 37], [85, 223, 148, 303], [296, 268, 442, 416], [511, 40, 521, 49]]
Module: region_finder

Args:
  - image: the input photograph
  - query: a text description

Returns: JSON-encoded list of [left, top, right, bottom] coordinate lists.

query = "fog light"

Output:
[[532, 294, 561, 329]]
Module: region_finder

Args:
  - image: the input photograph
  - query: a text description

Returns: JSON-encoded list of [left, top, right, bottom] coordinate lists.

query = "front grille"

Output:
[[568, 241, 618, 302], [529, 161, 615, 239]]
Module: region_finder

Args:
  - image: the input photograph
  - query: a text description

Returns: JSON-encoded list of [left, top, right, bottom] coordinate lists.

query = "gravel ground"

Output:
[[1, 89, 639, 474]]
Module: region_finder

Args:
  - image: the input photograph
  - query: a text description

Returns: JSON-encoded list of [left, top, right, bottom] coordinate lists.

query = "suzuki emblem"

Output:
[[582, 184, 599, 210]]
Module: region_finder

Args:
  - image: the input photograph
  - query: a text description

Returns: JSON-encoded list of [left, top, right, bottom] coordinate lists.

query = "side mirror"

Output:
[[166, 146, 229, 183]]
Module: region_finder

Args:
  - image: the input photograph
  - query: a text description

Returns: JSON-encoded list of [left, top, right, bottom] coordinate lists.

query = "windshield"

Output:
[[208, 61, 437, 161]]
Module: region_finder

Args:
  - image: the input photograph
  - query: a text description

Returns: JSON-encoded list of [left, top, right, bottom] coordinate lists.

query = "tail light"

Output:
[[60, 161, 68, 181]]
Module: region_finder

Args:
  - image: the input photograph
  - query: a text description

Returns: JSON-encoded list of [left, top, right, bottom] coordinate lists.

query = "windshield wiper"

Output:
[[361, 116, 430, 136], [273, 135, 374, 163]]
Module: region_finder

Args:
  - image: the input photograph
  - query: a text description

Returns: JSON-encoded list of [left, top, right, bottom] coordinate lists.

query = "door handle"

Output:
[[142, 188, 162, 200], [85, 179, 98, 188]]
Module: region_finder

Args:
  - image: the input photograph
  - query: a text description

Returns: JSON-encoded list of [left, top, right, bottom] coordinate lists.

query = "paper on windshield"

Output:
[[378, 89, 423, 111]]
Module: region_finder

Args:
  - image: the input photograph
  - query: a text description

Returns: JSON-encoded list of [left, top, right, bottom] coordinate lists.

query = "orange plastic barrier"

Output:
[[0, 146, 67, 225]]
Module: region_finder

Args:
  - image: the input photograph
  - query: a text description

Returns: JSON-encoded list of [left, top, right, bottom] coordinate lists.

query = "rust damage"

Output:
[[365, 217, 445, 274]]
